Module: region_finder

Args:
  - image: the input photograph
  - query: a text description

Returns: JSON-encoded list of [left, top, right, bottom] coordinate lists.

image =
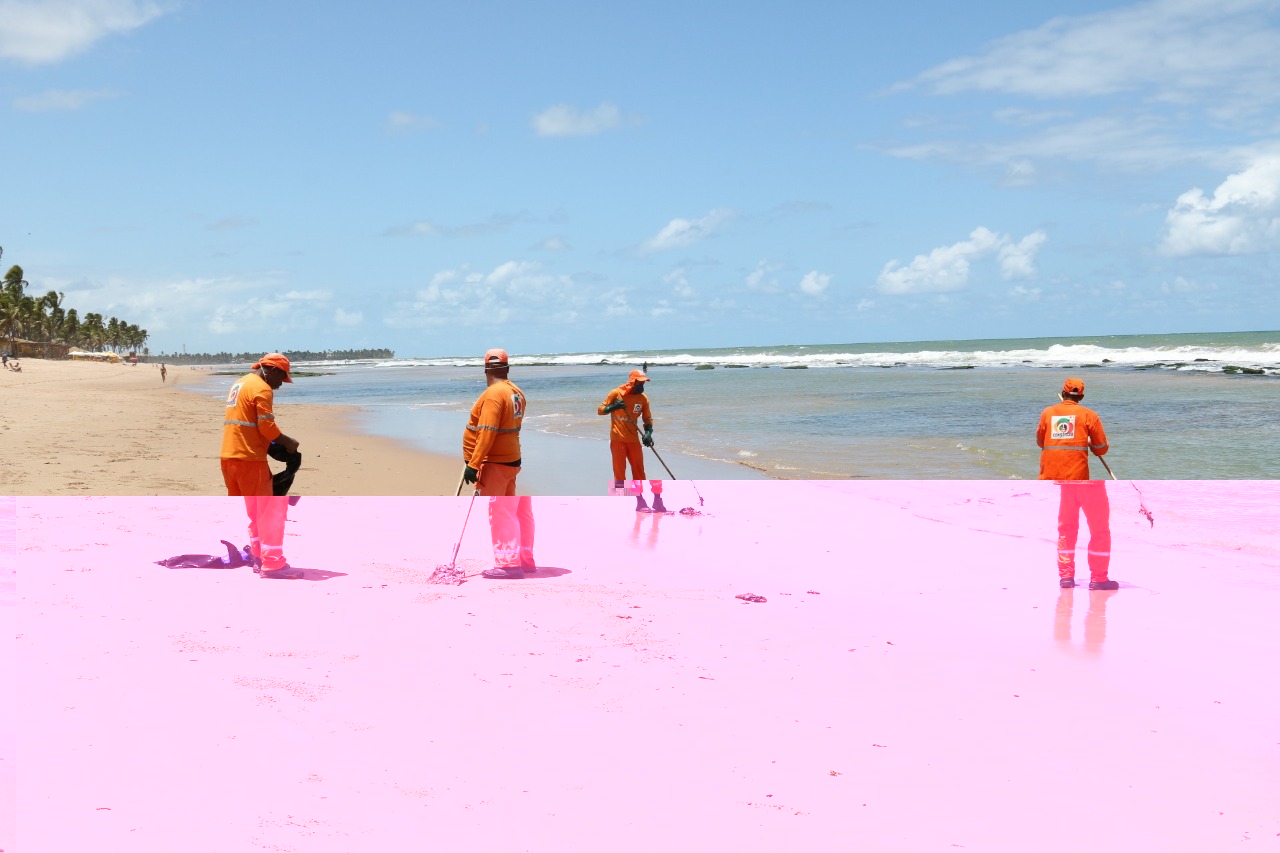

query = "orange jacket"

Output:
[[1037, 400, 1108, 480], [463, 379, 525, 467], [220, 372, 283, 461], [598, 384, 652, 443]]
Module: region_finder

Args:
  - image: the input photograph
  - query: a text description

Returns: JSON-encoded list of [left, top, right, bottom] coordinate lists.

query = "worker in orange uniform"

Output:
[[220, 353, 299, 578], [1037, 377, 1117, 591], [598, 369, 666, 513], [463, 349, 535, 580]]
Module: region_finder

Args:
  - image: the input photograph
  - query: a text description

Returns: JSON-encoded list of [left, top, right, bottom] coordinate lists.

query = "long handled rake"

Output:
[[1097, 456, 1154, 528], [429, 469, 480, 584]]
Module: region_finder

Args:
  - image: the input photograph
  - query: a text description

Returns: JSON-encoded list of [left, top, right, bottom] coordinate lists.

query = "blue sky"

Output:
[[2, 0, 1278, 357]]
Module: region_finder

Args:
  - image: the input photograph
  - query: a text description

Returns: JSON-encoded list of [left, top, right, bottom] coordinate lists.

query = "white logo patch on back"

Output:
[[1052, 415, 1076, 439]]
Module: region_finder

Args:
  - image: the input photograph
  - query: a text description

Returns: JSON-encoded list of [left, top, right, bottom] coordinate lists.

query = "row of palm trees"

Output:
[[1, 262, 149, 355]]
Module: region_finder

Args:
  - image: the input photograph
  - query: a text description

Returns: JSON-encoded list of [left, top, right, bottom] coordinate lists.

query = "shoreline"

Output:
[[0, 359, 769, 496]]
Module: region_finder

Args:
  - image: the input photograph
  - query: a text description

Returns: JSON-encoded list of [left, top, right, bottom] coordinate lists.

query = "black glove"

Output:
[[463, 465, 479, 485], [642, 426, 654, 447], [602, 401, 624, 413]]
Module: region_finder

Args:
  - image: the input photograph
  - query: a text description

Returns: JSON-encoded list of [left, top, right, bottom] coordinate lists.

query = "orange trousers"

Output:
[[221, 459, 288, 570], [1057, 481, 1111, 582], [478, 463, 535, 570], [610, 441, 662, 494]]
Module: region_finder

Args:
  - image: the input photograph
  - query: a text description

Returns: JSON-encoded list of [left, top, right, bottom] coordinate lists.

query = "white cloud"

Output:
[[540, 236, 569, 251], [13, 87, 117, 111], [856, 298, 875, 312], [745, 260, 781, 293], [334, 308, 363, 326], [998, 231, 1047, 279], [886, 114, 1205, 176], [532, 101, 623, 137], [641, 209, 733, 253], [1009, 285, 1042, 300], [798, 270, 831, 296], [650, 300, 674, 318], [486, 260, 540, 285], [603, 290, 632, 317], [663, 267, 696, 300], [878, 227, 1045, 294], [389, 260, 606, 328], [0, 0, 171, 64], [900, 0, 1280, 110], [1161, 155, 1280, 255], [387, 111, 439, 132]]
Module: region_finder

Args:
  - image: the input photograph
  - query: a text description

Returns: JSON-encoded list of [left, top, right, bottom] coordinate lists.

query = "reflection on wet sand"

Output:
[[1053, 587, 1120, 655]]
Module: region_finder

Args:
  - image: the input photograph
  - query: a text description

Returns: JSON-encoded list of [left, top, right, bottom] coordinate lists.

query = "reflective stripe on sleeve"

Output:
[[1043, 445, 1088, 451], [224, 419, 257, 427], [466, 425, 521, 433]]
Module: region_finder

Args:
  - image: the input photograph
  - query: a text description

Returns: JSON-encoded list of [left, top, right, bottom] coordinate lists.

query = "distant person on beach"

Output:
[[598, 368, 666, 512], [463, 348, 535, 580], [1, 352, 7, 367], [220, 353, 300, 578], [160, 363, 167, 383], [1037, 377, 1116, 591], [8, 360, 19, 373]]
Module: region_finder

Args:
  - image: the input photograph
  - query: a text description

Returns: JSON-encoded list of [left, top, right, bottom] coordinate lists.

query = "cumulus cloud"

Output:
[[13, 87, 117, 111], [744, 260, 781, 293], [998, 231, 1048, 278], [641, 209, 733, 253], [1161, 155, 1280, 255], [532, 101, 623, 137], [540, 236, 570, 251], [333, 308, 363, 326], [0, 0, 171, 64], [798, 270, 831, 296], [387, 111, 440, 132], [663, 267, 696, 300], [877, 227, 1046, 294], [388, 260, 606, 328]]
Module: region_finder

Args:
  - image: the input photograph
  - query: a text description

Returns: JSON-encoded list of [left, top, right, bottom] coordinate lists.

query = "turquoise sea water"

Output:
[[189, 331, 1280, 482]]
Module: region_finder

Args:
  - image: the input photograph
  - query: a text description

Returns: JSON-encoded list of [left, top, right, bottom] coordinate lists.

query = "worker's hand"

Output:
[[642, 426, 654, 447], [278, 436, 300, 454], [463, 465, 479, 485], [602, 401, 624, 413]]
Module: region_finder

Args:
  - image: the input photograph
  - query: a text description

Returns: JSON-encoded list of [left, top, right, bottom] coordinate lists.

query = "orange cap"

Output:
[[1062, 377, 1084, 395], [629, 369, 649, 383], [484, 348, 509, 367], [253, 353, 293, 383]]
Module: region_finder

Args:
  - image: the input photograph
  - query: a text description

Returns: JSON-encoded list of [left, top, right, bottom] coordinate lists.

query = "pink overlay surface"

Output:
[[11, 483, 1280, 851]]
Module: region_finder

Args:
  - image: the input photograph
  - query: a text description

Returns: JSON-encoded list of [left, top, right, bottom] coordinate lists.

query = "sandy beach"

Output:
[[13, 482, 1279, 851], [0, 360, 461, 496]]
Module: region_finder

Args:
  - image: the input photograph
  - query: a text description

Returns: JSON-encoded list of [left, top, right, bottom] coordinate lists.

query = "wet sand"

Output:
[[14, 482, 1280, 851]]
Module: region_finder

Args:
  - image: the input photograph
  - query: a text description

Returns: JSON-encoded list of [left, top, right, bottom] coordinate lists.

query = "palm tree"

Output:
[[0, 294, 25, 354], [63, 308, 80, 347]]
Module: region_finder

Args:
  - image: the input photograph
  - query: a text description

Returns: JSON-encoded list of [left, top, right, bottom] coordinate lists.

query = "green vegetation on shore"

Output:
[[1, 249, 148, 357]]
